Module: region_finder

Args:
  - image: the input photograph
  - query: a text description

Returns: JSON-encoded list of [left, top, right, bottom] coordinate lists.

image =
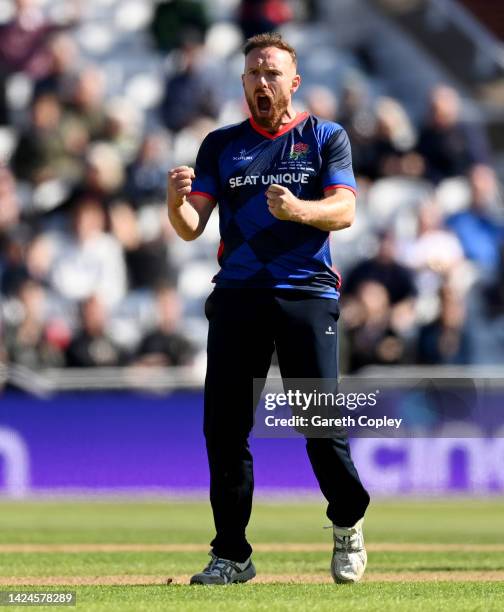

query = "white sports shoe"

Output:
[[330, 518, 367, 583], [190, 552, 256, 585]]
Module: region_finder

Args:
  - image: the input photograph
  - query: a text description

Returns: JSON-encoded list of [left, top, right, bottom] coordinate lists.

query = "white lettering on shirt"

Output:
[[229, 173, 310, 189]]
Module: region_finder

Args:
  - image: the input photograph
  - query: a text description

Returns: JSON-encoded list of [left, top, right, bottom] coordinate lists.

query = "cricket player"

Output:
[[167, 32, 370, 585]]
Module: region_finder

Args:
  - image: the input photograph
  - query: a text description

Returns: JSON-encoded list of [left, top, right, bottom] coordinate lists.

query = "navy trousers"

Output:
[[203, 288, 370, 562]]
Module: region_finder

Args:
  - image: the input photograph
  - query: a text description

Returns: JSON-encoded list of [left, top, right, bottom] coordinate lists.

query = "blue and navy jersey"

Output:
[[191, 112, 356, 299]]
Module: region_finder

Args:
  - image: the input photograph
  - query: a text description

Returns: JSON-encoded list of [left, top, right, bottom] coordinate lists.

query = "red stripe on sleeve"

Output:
[[190, 191, 216, 202], [323, 184, 357, 196]]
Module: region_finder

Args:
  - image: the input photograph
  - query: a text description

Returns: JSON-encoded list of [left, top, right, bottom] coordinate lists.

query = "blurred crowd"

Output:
[[0, 0, 503, 373]]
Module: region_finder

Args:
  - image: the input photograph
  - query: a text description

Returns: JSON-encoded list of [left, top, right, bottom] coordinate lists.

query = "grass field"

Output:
[[0, 498, 503, 610]]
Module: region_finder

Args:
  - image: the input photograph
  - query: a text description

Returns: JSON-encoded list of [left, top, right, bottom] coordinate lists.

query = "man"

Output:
[[0, 0, 80, 127], [416, 85, 490, 183], [446, 164, 504, 279], [65, 295, 125, 368], [167, 33, 370, 585]]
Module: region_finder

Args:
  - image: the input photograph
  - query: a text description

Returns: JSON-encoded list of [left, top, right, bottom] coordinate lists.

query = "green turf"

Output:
[[0, 584, 503, 612], [0, 498, 503, 544], [0, 499, 503, 610], [1, 550, 504, 577]]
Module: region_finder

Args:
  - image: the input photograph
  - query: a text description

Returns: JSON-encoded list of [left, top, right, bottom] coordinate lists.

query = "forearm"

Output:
[[295, 193, 355, 231], [168, 197, 201, 241], [167, 166, 216, 241]]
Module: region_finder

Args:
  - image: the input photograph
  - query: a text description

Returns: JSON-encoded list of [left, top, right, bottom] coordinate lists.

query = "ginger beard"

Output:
[[245, 87, 291, 130]]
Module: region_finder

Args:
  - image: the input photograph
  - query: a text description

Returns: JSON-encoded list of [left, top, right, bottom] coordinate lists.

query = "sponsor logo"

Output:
[[233, 149, 254, 161], [229, 173, 310, 188], [289, 142, 310, 160]]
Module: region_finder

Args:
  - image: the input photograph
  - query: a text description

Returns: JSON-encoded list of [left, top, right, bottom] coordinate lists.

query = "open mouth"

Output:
[[256, 94, 272, 115]]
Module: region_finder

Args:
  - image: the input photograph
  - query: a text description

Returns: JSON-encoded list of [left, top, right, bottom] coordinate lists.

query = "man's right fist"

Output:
[[168, 166, 196, 207]]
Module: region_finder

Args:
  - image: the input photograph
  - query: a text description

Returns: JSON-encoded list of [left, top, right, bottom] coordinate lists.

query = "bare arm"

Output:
[[167, 166, 216, 241], [266, 185, 355, 231]]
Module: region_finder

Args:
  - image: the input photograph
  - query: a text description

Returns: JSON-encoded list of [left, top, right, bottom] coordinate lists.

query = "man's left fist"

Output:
[[266, 184, 303, 222]]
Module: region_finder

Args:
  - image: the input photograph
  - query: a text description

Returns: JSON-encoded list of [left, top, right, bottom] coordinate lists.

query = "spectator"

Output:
[[149, 0, 209, 53], [416, 85, 490, 183], [337, 79, 375, 179], [304, 85, 338, 122], [34, 32, 81, 99], [64, 142, 126, 212], [343, 231, 418, 351], [160, 40, 221, 133], [0, 0, 78, 79], [1, 229, 57, 296], [342, 281, 407, 372], [238, 0, 293, 39], [109, 201, 177, 290], [125, 133, 171, 207], [50, 196, 127, 308], [102, 97, 143, 164], [11, 92, 87, 184], [366, 97, 423, 179], [0, 0, 79, 124], [134, 286, 196, 366], [446, 164, 504, 278], [4, 279, 67, 368], [66, 294, 125, 367], [417, 285, 472, 364], [398, 198, 466, 295], [344, 230, 417, 306], [64, 66, 108, 141]]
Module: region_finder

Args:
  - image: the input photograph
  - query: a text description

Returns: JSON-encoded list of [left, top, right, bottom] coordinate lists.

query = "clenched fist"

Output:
[[266, 184, 304, 222], [168, 166, 195, 208]]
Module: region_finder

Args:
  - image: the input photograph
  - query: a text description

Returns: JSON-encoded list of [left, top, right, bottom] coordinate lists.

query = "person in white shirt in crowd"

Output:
[[51, 196, 127, 308]]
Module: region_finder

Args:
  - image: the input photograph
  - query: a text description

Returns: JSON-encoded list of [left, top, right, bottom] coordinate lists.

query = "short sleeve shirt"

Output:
[[191, 112, 356, 299]]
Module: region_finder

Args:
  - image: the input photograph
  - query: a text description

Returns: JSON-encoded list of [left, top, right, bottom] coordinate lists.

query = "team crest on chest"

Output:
[[289, 142, 310, 160]]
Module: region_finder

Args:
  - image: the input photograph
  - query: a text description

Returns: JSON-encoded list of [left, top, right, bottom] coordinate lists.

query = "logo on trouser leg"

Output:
[[325, 326, 336, 335]]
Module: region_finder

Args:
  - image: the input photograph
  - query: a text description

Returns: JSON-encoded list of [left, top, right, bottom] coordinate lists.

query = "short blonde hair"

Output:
[[243, 33, 297, 66]]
